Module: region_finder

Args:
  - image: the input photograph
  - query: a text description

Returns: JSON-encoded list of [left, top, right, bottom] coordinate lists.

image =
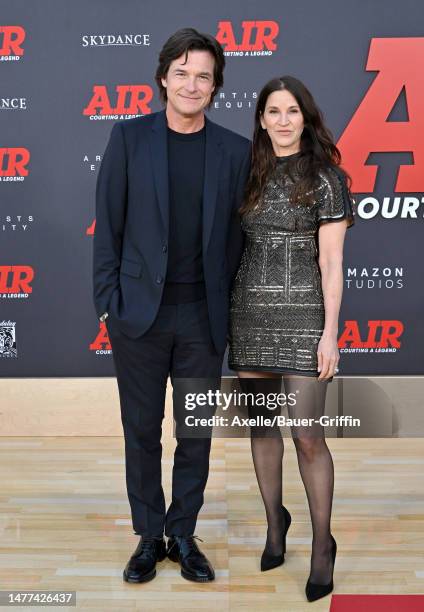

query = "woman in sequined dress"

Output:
[[228, 76, 354, 602]]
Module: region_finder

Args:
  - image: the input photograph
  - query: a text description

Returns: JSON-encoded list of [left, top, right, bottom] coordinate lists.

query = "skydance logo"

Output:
[[0, 97, 27, 110], [81, 33, 150, 47]]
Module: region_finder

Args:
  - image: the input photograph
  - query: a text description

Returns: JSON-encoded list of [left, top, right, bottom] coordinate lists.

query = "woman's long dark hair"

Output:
[[241, 75, 351, 214]]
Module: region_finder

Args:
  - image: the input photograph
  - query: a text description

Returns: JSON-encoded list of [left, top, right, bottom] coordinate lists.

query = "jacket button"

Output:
[[156, 275, 163, 284], [162, 245, 167, 253]]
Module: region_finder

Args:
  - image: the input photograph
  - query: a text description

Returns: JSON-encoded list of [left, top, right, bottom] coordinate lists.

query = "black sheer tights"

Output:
[[238, 374, 335, 584]]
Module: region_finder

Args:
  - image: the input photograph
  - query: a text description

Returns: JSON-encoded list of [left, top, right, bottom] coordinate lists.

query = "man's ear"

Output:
[[161, 77, 167, 89]]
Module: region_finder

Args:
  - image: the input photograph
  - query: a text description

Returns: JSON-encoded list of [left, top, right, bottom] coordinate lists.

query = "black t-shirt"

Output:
[[163, 125, 206, 303]]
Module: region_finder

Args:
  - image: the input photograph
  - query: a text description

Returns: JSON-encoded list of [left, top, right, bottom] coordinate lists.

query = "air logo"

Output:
[[0, 148, 30, 179], [216, 21, 279, 54], [90, 322, 112, 355], [339, 320, 403, 352], [0, 266, 34, 296], [83, 85, 153, 117], [0, 26, 25, 58], [338, 38, 423, 193]]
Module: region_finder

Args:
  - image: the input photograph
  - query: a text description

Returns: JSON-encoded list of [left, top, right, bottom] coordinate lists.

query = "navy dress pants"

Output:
[[106, 297, 223, 537]]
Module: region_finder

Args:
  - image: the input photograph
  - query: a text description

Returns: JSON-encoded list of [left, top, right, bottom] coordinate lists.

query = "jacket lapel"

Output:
[[148, 110, 169, 237], [203, 116, 223, 255]]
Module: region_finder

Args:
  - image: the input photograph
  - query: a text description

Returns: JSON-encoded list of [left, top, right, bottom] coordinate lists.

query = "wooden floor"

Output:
[[1, 436, 423, 611]]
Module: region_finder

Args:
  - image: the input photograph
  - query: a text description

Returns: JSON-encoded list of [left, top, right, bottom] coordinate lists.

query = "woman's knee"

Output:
[[293, 435, 326, 461]]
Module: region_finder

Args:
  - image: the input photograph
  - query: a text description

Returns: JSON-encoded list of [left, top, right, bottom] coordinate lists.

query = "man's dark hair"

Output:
[[155, 28, 225, 107]]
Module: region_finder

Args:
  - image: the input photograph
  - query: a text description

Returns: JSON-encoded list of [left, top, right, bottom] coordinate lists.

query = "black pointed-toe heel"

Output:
[[260, 505, 292, 572], [305, 534, 337, 602]]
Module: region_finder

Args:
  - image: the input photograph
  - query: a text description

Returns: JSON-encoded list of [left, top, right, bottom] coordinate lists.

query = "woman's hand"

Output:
[[317, 334, 339, 380]]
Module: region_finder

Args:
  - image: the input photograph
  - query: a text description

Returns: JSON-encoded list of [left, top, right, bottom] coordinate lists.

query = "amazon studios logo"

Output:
[[345, 266, 404, 289], [215, 21, 279, 57], [81, 33, 150, 47]]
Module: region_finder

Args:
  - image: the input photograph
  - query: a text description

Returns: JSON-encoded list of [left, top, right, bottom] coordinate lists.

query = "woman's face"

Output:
[[260, 89, 305, 156]]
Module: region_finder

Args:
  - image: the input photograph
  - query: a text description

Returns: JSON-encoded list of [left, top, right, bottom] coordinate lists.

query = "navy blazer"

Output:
[[93, 109, 251, 353]]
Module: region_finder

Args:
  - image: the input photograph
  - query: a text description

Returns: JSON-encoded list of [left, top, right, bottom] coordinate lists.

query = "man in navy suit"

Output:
[[93, 28, 250, 584]]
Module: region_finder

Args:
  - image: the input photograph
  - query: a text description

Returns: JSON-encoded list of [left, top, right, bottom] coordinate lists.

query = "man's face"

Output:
[[161, 49, 215, 118]]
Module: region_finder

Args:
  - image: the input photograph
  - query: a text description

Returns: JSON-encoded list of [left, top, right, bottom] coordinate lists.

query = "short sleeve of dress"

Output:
[[316, 166, 355, 228]]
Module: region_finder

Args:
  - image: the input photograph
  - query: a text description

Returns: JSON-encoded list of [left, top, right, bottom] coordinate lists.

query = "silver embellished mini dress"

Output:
[[228, 153, 355, 376]]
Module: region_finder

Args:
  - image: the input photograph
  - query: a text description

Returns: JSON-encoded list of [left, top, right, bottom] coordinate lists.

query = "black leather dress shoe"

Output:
[[123, 536, 167, 583], [167, 535, 215, 582]]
